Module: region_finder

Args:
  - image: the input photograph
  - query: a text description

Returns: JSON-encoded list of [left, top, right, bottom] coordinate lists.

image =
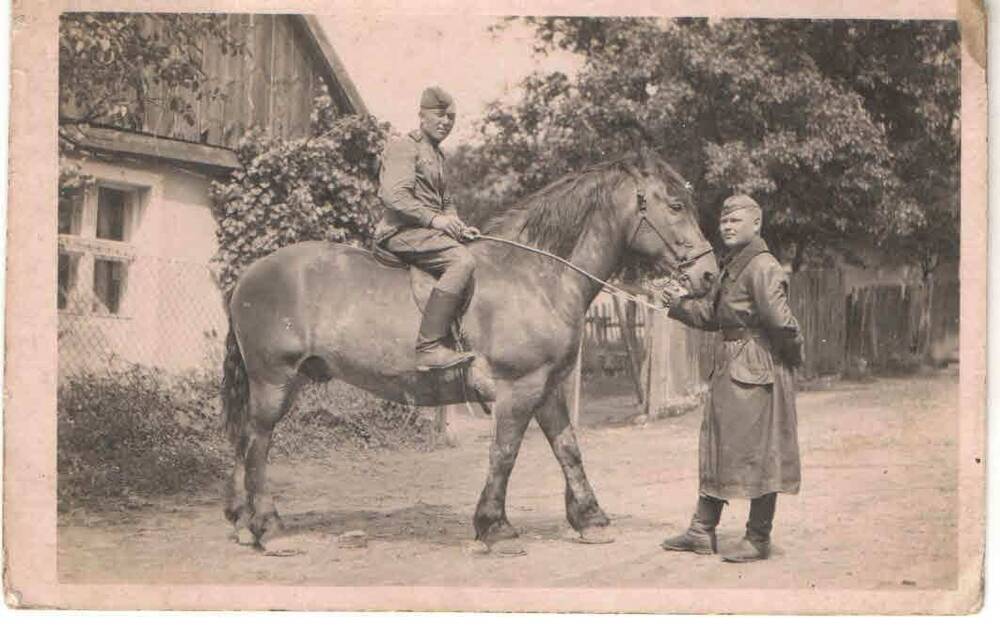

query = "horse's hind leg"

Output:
[[535, 386, 611, 538], [244, 376, 298, 548], [224, 433, 252, 543]]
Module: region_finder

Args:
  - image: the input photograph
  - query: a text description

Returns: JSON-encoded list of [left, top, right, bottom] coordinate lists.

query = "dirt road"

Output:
[[58, 369, 959, 590]]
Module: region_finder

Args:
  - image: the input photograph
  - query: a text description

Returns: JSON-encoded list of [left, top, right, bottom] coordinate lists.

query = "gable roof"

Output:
[[291, 15, 369, 117]]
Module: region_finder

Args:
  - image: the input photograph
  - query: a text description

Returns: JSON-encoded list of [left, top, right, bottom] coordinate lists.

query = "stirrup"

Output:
[[415, 346, 475, 372]]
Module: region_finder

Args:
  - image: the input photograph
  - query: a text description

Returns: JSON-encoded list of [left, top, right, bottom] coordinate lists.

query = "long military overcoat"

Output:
[[669, 236, 803, 499]]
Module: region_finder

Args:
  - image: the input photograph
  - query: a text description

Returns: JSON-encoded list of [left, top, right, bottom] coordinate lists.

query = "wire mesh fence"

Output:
[[58, 255, 229, 378]]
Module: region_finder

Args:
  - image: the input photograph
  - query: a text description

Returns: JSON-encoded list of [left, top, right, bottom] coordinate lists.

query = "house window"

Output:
[[96, 187, 128, 241], [58, 252, 80, 310], [57, 180, 144, 316], [93, 258, 127, 315]]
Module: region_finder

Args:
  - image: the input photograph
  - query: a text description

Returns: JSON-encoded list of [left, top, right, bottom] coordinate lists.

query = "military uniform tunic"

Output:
[[669, 236, 803, 499], [375, 129, 473, 295]]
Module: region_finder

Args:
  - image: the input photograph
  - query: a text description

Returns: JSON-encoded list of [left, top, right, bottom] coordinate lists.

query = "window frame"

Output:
[[57, 179, 145, 318]]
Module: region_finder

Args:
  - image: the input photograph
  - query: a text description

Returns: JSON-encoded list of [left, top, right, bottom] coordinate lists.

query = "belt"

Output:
[[721, 327, 765, 342]]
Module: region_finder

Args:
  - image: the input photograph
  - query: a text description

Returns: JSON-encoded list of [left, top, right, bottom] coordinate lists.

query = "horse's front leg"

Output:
[[473, 372, 546, 553], [535, 385, 613, 542]]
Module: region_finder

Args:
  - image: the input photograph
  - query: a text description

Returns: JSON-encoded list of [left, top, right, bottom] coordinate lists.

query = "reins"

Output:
[[471, 233, 670, 313]]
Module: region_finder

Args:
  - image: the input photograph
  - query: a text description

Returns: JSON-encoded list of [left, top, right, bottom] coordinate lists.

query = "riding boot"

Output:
[[661, 495, 724, 555], [722, 492, 776, 563], [416, 288, 475, 371]]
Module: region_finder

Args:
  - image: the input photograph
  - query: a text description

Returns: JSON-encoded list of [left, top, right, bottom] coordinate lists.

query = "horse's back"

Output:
[[231, 242, 416, 371]]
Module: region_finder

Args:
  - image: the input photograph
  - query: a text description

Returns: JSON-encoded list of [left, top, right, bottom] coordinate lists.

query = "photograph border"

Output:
[[3, 0, 987, 613]]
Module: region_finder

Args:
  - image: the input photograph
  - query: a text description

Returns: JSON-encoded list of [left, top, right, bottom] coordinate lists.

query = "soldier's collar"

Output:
[[409, 128, 444, 153], [721, 236, 769, 280]]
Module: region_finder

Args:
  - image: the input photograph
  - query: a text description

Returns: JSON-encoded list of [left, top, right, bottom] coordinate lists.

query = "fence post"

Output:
[[612, 294, 644, 405], [642, 305, 654, 416]]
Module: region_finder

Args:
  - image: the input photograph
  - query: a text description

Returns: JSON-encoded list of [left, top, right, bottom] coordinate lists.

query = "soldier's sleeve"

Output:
[[749, 256, 803, 366], [441, 160, 460, 217], [442, 188, 459, 217], [667, 283, 720, 331], [377, 139, 438, 228]]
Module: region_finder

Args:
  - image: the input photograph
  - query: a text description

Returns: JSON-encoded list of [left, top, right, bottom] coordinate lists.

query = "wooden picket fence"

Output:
[[845, 277, 959, 372], [571, 269, 959, 422], [788, 269, 847, 378]]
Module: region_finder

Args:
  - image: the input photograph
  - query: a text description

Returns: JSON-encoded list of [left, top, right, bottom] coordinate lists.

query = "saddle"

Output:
[[370, 243, 475, 318]]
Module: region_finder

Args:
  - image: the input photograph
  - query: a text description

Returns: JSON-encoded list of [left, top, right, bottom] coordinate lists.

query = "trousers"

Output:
[[381, 228, 476, 295]]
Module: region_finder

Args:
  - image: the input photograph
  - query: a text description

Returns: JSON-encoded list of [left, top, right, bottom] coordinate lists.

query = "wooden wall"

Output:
[[67, 14, 332, 149], [149, 14, 320, 148]]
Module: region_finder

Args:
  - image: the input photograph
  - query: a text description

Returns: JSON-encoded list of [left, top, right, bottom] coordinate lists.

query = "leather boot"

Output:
[[722, 492, 776, 563], [661, 495, 724, 555], [416, 288, 475, 371]]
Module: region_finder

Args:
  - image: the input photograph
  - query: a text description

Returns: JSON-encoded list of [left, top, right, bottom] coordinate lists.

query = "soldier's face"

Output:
[[719, 208, 760, 248], [419, 108, 456, 144]]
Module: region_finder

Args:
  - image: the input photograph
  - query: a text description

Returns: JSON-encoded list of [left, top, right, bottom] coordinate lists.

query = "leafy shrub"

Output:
[[57, 366, 229, 512], [58, 366, 441, 512], [209, 109, 390, 292], [274, 381, 441, 458]]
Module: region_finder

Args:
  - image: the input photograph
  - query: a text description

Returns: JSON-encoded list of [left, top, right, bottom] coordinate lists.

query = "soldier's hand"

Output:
[[659, 278, 689, 308], [431, 215, 468, 240]]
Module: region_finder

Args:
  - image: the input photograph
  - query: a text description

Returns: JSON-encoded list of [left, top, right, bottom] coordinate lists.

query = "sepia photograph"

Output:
[[3, 0, 987, 614]]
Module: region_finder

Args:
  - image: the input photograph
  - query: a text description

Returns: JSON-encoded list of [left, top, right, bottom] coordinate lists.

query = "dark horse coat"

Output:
[[668, 236, 803, 499]]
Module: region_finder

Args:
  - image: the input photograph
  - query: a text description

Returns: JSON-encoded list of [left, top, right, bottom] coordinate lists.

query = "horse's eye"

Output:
[[668, 199, 684, 211]]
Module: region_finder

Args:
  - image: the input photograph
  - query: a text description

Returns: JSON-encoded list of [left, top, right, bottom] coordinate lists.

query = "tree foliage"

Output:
[[456, 18, 959, 271], [209, 96, 389, 292], [59, 13, 245, 128]]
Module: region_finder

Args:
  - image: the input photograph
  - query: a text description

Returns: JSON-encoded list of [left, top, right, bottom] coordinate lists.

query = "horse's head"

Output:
[[619, 152, 718, 297]]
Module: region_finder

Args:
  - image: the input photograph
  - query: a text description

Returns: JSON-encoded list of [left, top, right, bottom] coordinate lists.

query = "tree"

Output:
[[801, 20, 960, 277], [59, 13, 245, 129], [58, 13, 246, 211], [459, 18, 956, 272]]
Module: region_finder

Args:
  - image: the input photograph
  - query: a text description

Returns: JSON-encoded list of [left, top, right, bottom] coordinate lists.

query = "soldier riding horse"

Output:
[[221, 132, 718, 556]]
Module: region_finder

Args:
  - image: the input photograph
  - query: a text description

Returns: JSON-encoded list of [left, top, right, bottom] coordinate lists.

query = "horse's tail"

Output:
[[221, 295, 250, 446]]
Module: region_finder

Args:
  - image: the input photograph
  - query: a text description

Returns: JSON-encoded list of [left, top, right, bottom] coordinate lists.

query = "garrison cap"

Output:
[[721, 194, 762, 217], [420, 86, 455, 112]]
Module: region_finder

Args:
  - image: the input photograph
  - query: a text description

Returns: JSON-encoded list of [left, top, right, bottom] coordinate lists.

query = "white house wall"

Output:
[[59, 157, 229, 376]]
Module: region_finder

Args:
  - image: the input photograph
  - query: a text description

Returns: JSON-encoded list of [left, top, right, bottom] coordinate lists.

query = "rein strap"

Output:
[[473, 234, 669, 313]]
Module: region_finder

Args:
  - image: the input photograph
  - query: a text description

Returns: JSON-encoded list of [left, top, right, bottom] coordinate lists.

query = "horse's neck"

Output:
[[480, 189, 627, 320], [558, 213, 625, 315]]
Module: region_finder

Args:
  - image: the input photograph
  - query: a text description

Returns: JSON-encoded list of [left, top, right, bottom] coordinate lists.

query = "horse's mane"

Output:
[[482, 152, 692, 259]]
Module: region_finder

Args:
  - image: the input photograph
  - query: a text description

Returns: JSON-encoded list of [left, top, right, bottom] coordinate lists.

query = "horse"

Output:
[[221, 147, 719, 554]]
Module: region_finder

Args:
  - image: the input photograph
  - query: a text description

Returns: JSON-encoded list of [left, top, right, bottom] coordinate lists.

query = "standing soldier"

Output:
[[659, 194, 803, 562], [376, 86, 480, 371]]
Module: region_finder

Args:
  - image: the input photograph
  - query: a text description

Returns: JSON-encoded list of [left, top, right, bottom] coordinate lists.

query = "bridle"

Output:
[[628, 188, 715, 282], [467, 178, 715, 313]]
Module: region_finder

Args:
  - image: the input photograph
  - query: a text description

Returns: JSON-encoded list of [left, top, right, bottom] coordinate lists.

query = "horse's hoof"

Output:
[[250, 513, 284, 545], [235, 527, 256, 546], [576, 526, 616, 545], [462, 540, 491, 556], [491, 538, 527, 557]]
